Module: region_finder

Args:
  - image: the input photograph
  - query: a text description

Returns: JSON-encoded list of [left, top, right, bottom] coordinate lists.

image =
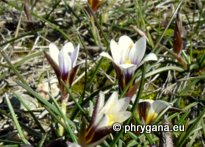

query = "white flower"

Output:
[[94, 91, 131, 128], [49, 42, 79, 78], [137, 99, 171, 124], [80, 91, 131, 147], [101, 35, 157, 75], [44, 42, 80, 85]]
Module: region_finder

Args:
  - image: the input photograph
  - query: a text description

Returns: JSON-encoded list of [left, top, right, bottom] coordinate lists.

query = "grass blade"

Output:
[[5, 94, 30, 145]]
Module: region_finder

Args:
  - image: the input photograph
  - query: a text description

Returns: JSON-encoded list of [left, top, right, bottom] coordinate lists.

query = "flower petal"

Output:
[[137, 100, 153, 124], [119, 64, 137, 77], [142, 53, 158, 63], [44, 51, 60, 78], [111, 111, 131, 123], [118, 35, 134, 48], [70, 44, 80, 67], [49, 43, 59, 65], [118, 35, 134, 63], [62, 42, 75, 54], [119, 64, 136, 69], [152, 100, 171, 114], [129, 36, 146, 65], [97, 114, 109, 128], [117, 98, 130, 111], [93, 91, 105, 126], [138, 99, 171, 124], [92, 92, 131, 134], [127, 65, 138, 76], [98, 91, 105, 111], [68, 65, 79, 85], [100, 91, 118, 113], [112, 62, 123, 78], [100, 52, 114, 61], [58, 49, 71, 80], [86, 128, 112, 147], [146, 107, 158, 124], [110, 39, 121, 64]]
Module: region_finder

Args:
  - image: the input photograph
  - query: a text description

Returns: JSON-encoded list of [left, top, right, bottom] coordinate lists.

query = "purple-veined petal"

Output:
[[138, 99, 171, 124], [118, 35, 134, 63], [58, 50, 71, 80], [49, 43, 59, 65], [100, 52, 114, 61], [120, 65, 138, 82], [110, 39, 121, 64], [137, 100, 152, 124], [70, 44, 80, 67], [127, 65, 138, 76], [129, 36, 146, 65], [112, 62, 123, 79], [85, 127, 112, 147], [68, 65, 79, 85]]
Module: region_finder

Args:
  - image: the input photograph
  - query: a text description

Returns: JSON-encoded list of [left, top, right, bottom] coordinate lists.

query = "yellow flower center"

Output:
[[108, 114, 114, 126], [146, 111, 158, 124], [123, 43, 133, 64], [124, 58, 131, 64]]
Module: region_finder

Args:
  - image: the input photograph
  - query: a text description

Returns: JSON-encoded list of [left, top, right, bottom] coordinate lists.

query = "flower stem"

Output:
[[58, 94, 68, 137], [131, 64, 145, 112]]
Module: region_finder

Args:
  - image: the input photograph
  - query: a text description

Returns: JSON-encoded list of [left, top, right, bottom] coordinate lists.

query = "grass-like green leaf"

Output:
[[5, 94, 30, 145], [177, 108, 205, 146]]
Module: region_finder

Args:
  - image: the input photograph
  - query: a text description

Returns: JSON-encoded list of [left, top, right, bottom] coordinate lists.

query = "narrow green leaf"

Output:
[[177, 108, 205, 146], [5, 94, 30, 145]]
